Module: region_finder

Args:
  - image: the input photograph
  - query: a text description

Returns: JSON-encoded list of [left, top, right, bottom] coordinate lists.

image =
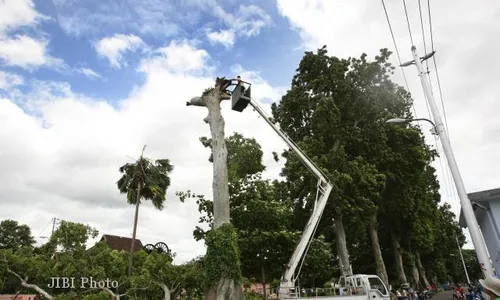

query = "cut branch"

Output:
[[6, 268, 53, 300]]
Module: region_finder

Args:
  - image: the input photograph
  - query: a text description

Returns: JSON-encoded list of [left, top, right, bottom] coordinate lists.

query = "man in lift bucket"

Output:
[[479, 276, 500, 300]]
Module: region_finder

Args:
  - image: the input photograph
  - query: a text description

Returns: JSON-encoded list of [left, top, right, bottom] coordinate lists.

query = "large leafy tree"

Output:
[[271, 46, 405, 279], [117, 146, 174, 276], [0, 220, 35, 250]]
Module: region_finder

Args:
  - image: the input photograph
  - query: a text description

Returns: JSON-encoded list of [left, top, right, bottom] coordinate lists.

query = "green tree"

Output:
[[0, 219, 35, 250], [461, 249, 481, 283], [117, 146, 174, 276], [200, 132, 266, 183], [0, 247, 54, 298], [271, 46, 401, 279], [188, 133, 334, 293]]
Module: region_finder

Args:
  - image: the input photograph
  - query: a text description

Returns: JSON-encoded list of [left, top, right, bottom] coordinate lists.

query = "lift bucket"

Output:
[[231, 84, 251, 112]]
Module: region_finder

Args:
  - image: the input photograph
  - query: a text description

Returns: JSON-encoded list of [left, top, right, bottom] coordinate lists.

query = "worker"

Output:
[[236, 75, 245, 94], [480, 276, 500, 300]]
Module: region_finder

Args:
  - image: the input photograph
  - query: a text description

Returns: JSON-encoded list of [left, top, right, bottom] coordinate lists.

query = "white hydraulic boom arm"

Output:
[[247, 100, 334, 296]]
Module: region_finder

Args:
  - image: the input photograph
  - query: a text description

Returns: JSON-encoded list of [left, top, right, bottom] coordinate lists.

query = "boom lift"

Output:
[[230, 80, 390, 300]]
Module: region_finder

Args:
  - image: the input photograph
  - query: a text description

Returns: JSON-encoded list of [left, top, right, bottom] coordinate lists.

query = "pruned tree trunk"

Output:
[[415, 251, 430, 287], [128, 181, 142, 277], [333, 213, 351, 277], [205, 93, 231, 228], [390, 230, 407, 284], [369, 213, 389, 288], [6, 268, 53, 299], [188, 80, 243, 300]]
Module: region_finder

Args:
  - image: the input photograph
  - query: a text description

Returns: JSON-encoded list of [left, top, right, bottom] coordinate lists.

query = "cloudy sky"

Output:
[[1, 0, 498, 264]]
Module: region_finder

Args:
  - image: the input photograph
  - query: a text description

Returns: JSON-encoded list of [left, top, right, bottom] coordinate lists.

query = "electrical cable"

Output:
[[402, 0, 415, 46], [427, 0, 449, 133], [381, 0, 418, 119], [418, 0, 430, 72]]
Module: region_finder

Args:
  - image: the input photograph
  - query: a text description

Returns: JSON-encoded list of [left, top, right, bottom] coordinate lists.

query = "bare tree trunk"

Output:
[[205, 93, 230, 228], [128, 181, 141, 276], [390, 230, 407, 284], [6, 268, 53, 299], [188, 81, 243, 300], [333, 213, 351, 277], [369, 213, 389, 288], [415, 251, 430, 287]]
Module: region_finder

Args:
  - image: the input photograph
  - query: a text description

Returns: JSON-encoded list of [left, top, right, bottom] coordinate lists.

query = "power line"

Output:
[[402, 0, 415, 46], [417, 0, 430, 72], [427, 0, 449, 133], [380, 0, 418, 119]]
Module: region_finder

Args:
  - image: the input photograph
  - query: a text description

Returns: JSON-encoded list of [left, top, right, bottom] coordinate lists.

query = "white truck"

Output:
[[231, 81, 391, 300]]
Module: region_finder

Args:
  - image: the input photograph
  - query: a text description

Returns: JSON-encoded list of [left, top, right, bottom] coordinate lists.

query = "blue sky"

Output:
[[4, 0, 303, 102]]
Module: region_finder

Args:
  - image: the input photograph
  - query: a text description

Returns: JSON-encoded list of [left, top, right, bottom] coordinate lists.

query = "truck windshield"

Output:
[[368, 277, 387, 295]]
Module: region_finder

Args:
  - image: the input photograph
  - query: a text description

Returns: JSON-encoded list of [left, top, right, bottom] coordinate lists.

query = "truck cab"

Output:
[[338, 274, 390, 300]]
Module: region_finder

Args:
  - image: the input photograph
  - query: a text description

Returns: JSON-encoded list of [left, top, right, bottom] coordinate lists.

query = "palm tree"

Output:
[[117, 146, 174, 276]]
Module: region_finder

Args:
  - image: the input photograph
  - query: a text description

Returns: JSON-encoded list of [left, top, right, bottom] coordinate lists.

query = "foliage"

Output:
[[0, 219, 204, 299], [203, 223, 242, 285], [117, 148, 174, 276], [0, 219, 35, 250], [117, 152, 174, 209], [200, 133, 266, 183], [188, 132, 342, 289]]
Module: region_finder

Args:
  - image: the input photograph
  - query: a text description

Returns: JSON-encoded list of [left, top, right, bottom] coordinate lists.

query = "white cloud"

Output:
[[0, 41, 287, 263], [207, 29, 235, 49], [0, 0, 47, 36], [0, 71, 23, 90], [276, 0, 500, 248], [231, 5, 272, 37], [201, 3, 271, 45], [0, 1, 60, 70], [95, 34, 145, 68], [139, 40, 211, 74], [210, 4, 272, 37], [77, 67, 102, 79], [0, 35, 63, 69]]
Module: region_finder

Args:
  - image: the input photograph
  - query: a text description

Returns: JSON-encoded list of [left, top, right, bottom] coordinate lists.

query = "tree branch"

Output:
[[101, 286, 121, 300], [119, 280, 152, 297], [186, 96, 206, 107], [6, 268, 53, 300]]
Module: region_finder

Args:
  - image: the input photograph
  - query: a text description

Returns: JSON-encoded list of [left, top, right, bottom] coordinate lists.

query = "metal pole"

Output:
[[456, 235, 471, 284], [410, 45, 494, 277], [51, 217, 56, 237]]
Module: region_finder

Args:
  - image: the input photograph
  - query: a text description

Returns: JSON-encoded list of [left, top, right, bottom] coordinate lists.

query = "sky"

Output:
[[0, 0, 499, 264]]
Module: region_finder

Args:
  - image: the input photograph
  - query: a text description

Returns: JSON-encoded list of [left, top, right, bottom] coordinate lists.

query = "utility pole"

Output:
[[456, 235, 471, 284], [51, 217, 58, 237], [402, 45, 494, 277]]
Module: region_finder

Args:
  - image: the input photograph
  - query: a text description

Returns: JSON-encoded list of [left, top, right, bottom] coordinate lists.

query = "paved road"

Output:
[[432, 291, 454, 300]]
